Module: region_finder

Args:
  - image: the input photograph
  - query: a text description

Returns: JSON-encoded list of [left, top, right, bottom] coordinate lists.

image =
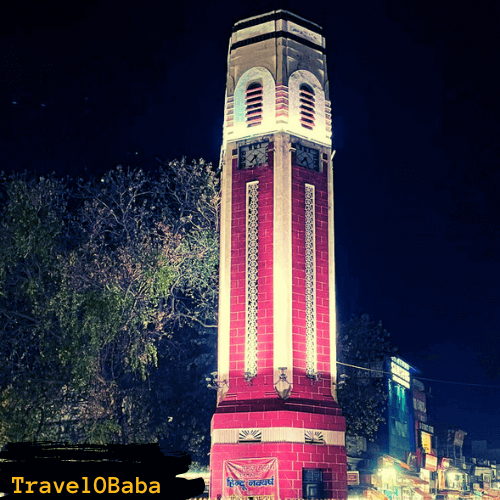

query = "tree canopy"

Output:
[[0, 160, 218, 462], [337, 314, 397, 442]]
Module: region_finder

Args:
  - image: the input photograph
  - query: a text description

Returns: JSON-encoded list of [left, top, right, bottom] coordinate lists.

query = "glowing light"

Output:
[[380, 466, 397, 484], [391, 357, 410, 388]]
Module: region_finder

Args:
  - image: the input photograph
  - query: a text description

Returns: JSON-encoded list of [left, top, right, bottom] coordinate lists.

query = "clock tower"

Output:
[[210, 10, 347, 499]]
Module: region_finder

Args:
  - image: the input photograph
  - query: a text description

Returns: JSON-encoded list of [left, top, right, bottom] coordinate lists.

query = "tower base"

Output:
[[209, 397, 347, 499]]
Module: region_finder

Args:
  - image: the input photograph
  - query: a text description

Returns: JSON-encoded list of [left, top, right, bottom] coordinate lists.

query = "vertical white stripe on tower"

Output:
[[328, 150, 337, 398], [217, 150, 232, 393], [273, 134, 293, 389]]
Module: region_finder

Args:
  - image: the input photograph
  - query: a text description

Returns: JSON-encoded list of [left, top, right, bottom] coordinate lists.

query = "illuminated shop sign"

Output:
[[391, 357, 410, 389], [421, 431, 432, 455]]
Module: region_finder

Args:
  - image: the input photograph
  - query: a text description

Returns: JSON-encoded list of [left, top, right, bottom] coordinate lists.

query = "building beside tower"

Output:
[[209, 10, 347, 499]]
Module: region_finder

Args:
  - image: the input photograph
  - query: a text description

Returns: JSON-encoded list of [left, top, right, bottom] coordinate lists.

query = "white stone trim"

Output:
[[232, 20, 276, 44], [287, 21, 323, 46], [273, 133, 293, 389], [217, 146, 233, 395], [212, 427, 345, 446], [232, 17, 323, 47], [328, 150, 337, 399]]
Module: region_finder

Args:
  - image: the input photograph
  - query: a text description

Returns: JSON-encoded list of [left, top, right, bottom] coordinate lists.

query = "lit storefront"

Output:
[[437, 457, 471, 500], [373, 455, 430, 500]]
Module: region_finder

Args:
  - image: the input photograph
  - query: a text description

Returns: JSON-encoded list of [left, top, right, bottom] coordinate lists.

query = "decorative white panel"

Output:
[[246, 181, 259, 378], [239, 429, 262, 442], [261, 427, 304, 443], [305, 184, 317, 377], [305, 430, 324, 444], [212, 427, 345, 446]]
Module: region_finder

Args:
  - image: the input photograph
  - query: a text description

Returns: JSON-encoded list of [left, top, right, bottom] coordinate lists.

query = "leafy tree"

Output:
[[0, 159, 219, 455], [337, 314, 397, 442], [0, 173, 74, 442]]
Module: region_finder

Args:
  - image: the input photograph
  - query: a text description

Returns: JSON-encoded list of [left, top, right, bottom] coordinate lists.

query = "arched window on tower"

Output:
[[299, 84, 315, 130], [246, 82, 263, 127]]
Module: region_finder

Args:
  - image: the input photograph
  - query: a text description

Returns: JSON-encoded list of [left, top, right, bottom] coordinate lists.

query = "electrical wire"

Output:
[[337, 361, 387, 374], [336, 361, 500, 389]]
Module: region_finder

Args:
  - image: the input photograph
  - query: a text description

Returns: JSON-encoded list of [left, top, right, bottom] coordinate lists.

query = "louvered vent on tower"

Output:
[[246, 82, 263, 127], [299, 84, 315, 130]]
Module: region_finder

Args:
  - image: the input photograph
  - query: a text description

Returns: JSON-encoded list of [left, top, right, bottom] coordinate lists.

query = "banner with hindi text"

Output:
[[223, 457, 278, 499]]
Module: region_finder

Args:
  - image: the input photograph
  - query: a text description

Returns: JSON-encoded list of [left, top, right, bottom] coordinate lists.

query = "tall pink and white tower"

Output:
[[210, 10, 347, 500]]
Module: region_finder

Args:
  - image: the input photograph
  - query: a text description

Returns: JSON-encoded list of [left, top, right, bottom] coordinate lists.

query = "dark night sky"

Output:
[[1, 0, 500, 444]]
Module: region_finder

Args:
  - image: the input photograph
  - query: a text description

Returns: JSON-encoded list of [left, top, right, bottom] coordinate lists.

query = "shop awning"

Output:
[[348, 485, 390, 500], [394, 463, 429, 485], [478, 490, 500, 499], [364, 487, 390, 500]]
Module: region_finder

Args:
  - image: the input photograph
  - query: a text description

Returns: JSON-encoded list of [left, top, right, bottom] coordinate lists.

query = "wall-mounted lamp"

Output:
[[206, 372, 227, 391], [336, 373, 348, 387], [274, 367, 291, 400]]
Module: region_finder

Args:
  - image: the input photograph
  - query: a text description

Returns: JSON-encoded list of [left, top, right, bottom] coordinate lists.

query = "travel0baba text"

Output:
[[11, 476, 161, 494]]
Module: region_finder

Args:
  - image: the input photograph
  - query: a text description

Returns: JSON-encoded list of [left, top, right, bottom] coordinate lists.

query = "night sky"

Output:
[[2, 1, 499, 444]]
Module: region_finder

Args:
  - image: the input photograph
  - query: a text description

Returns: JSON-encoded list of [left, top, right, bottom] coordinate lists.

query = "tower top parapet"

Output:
[[230, 10, 325, 54], [233, 10, 323, 32], [232, 9, 323, 37]]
